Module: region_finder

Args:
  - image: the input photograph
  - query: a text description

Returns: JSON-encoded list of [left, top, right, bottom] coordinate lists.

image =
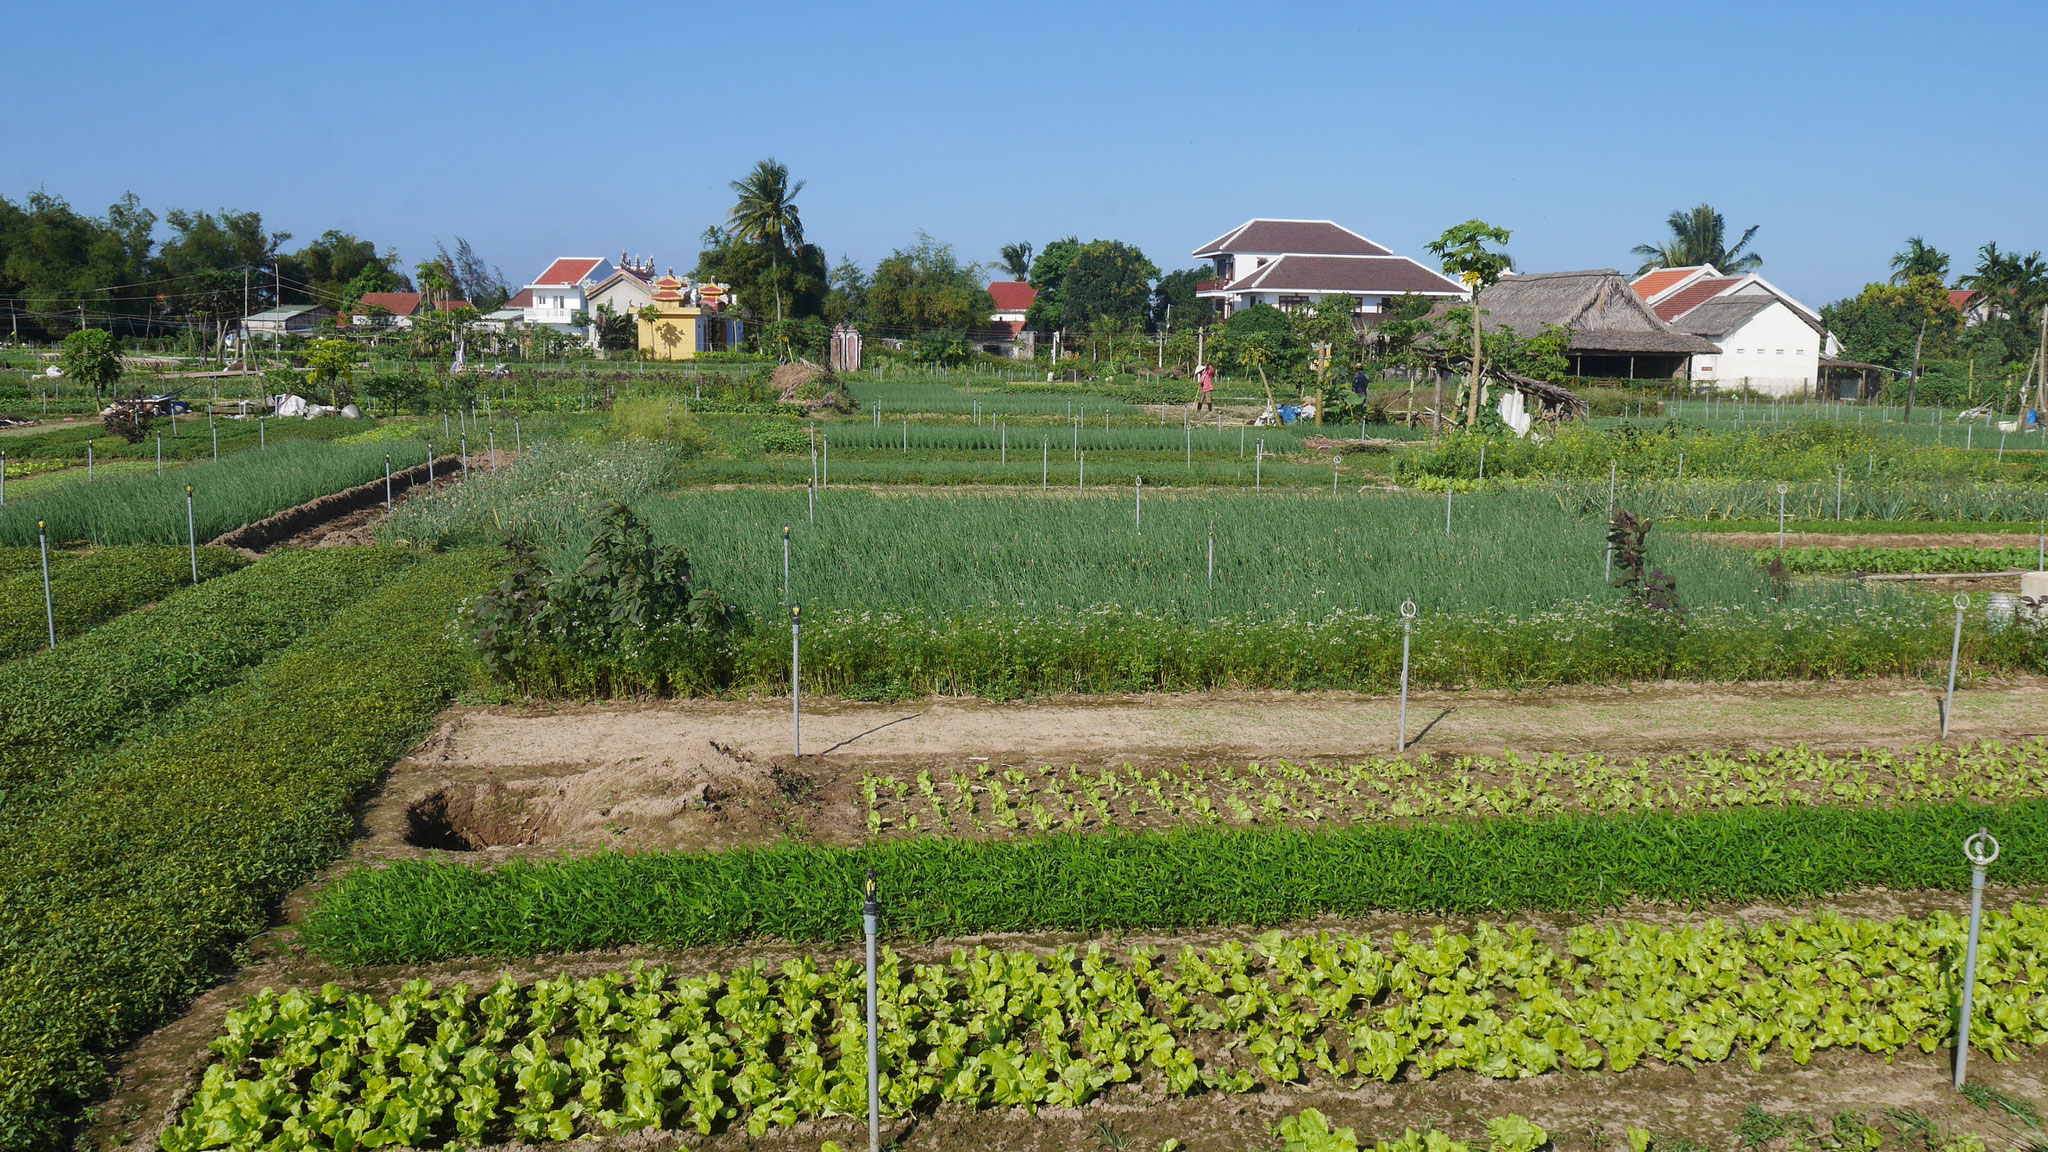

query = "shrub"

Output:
[[468, 504, 743, 696]]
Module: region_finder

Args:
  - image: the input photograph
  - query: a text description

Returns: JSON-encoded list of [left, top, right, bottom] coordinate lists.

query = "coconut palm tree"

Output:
[[726, 158, 806, 323], [998, 242, 1034, 282], [1631, 205, 1761, 274], [1888, 236, 1950, 285]]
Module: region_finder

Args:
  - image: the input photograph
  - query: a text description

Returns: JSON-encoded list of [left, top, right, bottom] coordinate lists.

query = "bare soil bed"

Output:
[[87, 677, 2048, 1152]]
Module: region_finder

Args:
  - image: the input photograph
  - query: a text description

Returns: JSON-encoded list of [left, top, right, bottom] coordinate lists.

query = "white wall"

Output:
[[1690, 301, 1822, 396]]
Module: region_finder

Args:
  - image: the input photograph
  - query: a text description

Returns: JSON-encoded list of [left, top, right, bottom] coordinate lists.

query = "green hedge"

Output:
[[0, 548, 417, 811], [0, 545, 246, 660], [301, 799, 2030, 966], [0, 550, 493, 1152]]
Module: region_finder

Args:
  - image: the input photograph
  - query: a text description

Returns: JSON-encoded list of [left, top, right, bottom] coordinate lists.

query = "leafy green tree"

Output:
[[1820, 276, 1963, 372], [0, 191, 155, 327], [1024, 237, 1081, 331], [824, 255, 869, 326], [302, 338, 361, 406], [282, 231, 401, 305], [1962, 242, 2048, 331], [1150, 268, 1216, 329], [1426, 220, 1514, 426], [1888, 237, 1950, 285], [58, 328, 122, 399], [726, 158, 806, 323], [997, 242, 1033, 281], [865, 233, 992, 334], [1059, 240, 1157, 331], [695, 225, 828, 325], [156, 208, 289, 292], [1631, 204, 1760, 273], [1223, 303, 1303, 380], [414, 259, 457, 306]]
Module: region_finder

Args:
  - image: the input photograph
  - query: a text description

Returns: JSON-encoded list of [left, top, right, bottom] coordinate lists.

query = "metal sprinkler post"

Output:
[[863, 868, 882, 1152], [1396, 600, 1417, 752], [1954, 828, 2001, 1089], [1943, 593, 1968, 740]]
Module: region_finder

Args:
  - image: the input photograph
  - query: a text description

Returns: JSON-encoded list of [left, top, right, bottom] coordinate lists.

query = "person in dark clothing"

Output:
[[1351, 368, 1370, 400]]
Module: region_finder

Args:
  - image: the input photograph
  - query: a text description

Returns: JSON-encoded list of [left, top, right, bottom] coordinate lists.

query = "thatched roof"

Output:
[[1460, 269, 1720, 355]]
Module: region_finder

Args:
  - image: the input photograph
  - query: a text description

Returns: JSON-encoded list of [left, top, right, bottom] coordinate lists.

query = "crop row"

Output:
[[0, 550, 494, 1152], [0, 436, 420, 547], [303, 799, 2036, 965], [172, 905, 2043, 1150], [1778, 545, 2045, 574], [860, 740, 2048, 839], [715, 599, 2026, 701], [0, 548, 419, 819], [0, 545, 246, 660]]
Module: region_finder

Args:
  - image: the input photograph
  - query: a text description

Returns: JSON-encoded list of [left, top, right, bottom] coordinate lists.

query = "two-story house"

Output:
[[518, 257, 615, 332], [1194, 219, 1467, 322]]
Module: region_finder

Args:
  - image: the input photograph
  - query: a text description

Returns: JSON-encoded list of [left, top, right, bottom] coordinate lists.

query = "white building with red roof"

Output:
[[1193, 219, 1466, 320], [1630, 266, 1838, 395], [983, 280, 1038, 357], [518, 256, 614, 331]]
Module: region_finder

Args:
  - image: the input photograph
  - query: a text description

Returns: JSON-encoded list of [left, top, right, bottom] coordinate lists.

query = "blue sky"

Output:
[[5, 0, 2043, 306]]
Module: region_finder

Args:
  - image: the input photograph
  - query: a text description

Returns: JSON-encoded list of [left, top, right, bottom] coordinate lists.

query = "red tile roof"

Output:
[[988, 281, 1037, 312], [1205, 254, 1464, 297], [506, 288, 534, 309], [436, 299, 474, 311], [1194, 220, 1391, 258], [356, 291, 424, 315], [1949, 289, 1976, 311], [1630, 268, 1697, 301], [533, 257, 605, 286], [1650, 277, 1742, 322]]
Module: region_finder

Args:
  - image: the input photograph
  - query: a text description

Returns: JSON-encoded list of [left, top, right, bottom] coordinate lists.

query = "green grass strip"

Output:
[[1778, 545, 2045, 574], [0, 545, 246, 660], [302, 799, 2035, 967], [0, 550, 494, 1152]]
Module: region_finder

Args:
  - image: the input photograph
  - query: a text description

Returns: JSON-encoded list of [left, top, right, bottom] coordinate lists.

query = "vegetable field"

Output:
[[169, 906, 2047, 1149]]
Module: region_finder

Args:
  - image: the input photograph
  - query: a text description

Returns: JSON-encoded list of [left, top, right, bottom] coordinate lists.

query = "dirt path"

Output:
[[441, 677, 2048, 768]]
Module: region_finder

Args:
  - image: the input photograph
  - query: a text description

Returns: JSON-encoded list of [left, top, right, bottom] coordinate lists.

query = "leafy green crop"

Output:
[[860, 741, 2048, 838], [1778, 545, 2044, 574], [171, 906, 2041, 1149], [0, 545, 246, 659], [305, 799, 2046, 965], [0, 550, 493, 1152], [0, 548, 418, 817]]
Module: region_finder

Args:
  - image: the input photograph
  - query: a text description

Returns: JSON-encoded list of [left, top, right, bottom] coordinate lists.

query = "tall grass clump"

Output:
[[381, 439, 672, 550]]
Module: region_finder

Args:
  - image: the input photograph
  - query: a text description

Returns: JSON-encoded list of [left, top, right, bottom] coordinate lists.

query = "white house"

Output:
[[1631, 266, 1839, 396], [985, 281, 1037, 358], [586, 258, 658, 320], [519, 257, 614, 331], [1193, 219, 1466, 321]]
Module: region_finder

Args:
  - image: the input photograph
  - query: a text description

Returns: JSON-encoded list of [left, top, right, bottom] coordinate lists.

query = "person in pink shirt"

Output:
[[1196, 364, 1215, 412]]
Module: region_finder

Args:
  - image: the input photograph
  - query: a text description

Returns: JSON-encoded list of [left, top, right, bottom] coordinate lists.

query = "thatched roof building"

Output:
[[1447, 268, 1721, 380]]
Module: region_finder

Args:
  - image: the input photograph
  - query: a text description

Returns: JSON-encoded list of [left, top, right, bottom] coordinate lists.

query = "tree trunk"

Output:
[[1466, 301, 1483, 427]]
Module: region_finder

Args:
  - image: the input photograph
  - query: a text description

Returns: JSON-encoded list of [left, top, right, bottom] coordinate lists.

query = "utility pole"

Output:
[[2036, 305, 2048, 417], [241, 266, 251, 375], [1903, 319, 1925, 426], [1466, 280, 1484, 428]]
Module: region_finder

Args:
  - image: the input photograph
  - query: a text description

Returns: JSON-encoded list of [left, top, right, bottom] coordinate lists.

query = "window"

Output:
[[1736, 348, 1745, 355], [1776, 349, 1785, 356]]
